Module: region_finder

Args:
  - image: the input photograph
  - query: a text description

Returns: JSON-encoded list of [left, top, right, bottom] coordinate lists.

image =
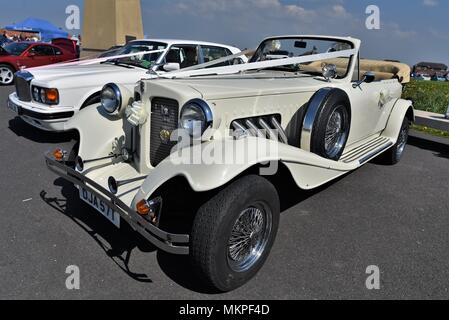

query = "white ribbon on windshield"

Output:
[[162, 48, 357, 79], [25, 49, 166, 71]]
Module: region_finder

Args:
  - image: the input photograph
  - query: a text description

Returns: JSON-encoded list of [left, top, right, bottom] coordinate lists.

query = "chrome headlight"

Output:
[[101, 83, 122, 114], [180, 99, 213, 137]]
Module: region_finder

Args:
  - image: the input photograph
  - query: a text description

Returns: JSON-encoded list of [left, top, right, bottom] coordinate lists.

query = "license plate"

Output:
[[7, 99, 20, 114], [79, 187, 121, 228]]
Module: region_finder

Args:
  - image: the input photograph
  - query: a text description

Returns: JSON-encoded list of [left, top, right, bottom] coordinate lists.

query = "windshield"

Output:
[[108, 41, 167, 69], [250, 37, 354, 78], [3, 43, 31, 56]]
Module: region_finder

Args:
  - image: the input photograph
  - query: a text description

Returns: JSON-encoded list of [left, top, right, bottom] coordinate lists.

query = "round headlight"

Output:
[[32, 87, 40, 102], [180, 100, 213, 137], [101, 83, 122, 114]]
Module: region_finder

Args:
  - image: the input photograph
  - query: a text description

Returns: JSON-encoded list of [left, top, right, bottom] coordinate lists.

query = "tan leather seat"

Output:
[[301, 58, 411, 83]]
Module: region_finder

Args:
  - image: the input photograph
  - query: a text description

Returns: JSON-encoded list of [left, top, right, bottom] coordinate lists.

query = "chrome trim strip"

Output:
[[270, 117, 289, 144], [358, 142, 394, 165], [245, 119, 266, 138], [300, 88, 333, 152], [258, 118, 277, 141]]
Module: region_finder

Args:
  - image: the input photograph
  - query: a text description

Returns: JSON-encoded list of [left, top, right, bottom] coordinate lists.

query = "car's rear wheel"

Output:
[[0, 64, 15, 86], [378, 117, 409, 165], [190, 175, 280, 292]]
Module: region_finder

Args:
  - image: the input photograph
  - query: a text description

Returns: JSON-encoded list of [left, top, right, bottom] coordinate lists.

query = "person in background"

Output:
[[0, 31, 7, 41]]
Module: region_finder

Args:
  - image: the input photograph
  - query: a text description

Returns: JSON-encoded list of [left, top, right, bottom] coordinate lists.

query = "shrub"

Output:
[[402, 80, 449, 114]]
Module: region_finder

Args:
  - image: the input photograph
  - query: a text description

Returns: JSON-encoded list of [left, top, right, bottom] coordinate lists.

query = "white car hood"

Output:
[[27, 63, 150, 88]]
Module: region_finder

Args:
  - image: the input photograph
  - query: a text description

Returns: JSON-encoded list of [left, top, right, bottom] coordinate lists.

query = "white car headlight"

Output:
[[101, 83, 122, 114], [180, 99, 213, 137]]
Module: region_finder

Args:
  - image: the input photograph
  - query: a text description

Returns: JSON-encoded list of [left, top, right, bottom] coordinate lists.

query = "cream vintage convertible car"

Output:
[[46, 35, 414, 292]]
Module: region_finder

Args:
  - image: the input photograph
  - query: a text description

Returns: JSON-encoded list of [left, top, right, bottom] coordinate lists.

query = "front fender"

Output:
[[64, 104, 125, 160], [133, 137, 360, 207], [382, 98, 414, 143]]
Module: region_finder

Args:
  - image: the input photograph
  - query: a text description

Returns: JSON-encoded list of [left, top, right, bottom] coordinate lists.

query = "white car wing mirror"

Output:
[[163, 63, 181, 72]]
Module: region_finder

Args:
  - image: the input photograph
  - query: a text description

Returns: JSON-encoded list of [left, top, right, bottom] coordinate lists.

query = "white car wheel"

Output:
[[0, 65, 15, 86]]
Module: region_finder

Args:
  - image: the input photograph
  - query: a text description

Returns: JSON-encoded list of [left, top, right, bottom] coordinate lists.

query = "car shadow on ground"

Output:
[[408, 135, 449, 160], [8, 117, 75, 144], [40, 178, 157, 283]]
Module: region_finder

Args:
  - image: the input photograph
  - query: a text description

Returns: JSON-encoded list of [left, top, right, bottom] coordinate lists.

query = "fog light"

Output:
[[136, 197, 163, 226], [52, 148, 66, 162], [136, 199, 151, 216], [45, 89, 59, 104]]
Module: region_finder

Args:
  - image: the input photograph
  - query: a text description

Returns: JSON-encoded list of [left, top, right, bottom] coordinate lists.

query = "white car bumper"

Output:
[[8, 93, 75, 132]]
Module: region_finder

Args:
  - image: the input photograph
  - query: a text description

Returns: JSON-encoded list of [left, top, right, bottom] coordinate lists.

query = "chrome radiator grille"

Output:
[[14, 72, 33, 102], [150, 98, 179, 167]]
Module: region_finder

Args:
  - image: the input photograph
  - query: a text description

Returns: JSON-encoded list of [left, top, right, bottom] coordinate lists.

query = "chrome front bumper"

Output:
[[45, 154, 190, 255]]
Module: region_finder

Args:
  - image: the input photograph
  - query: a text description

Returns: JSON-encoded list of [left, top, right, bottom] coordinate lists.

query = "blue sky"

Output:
[[1, 0, 448, 66]]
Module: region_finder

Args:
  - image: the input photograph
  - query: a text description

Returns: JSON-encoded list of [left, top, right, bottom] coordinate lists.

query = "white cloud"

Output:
[[423, 0, 438, 7]]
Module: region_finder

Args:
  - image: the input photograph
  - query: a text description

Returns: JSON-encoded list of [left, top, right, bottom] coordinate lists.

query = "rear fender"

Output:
[[382, 99, 414, 143]]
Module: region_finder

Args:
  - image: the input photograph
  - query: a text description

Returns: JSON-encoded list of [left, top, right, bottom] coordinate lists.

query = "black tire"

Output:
[[0, 64, 15, 86], [190, 175, 280, 292], [302, 88, 351, 160], [378, 117, 409, 165]]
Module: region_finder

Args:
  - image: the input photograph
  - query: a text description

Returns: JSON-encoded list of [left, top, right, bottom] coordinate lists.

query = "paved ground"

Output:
[[1, 85, 449, 300]]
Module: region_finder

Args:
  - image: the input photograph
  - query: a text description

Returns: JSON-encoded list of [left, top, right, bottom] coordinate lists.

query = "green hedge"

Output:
[[402, 80, 449, 114]]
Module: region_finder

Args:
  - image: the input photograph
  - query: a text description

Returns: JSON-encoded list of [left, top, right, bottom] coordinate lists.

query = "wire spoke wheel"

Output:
[[324, 105, 348, 159], [227, 204, 272, 272], [396, 122, 409, 159]]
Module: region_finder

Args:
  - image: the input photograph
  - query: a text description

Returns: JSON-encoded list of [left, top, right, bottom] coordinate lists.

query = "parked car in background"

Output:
[[98, 45, 124, 58], [7, 39, 247, 131], [431, 75, 447, 81], [414, 74, 431, 81], [0, 38, 77, 85], [46, 35, 414, 292]]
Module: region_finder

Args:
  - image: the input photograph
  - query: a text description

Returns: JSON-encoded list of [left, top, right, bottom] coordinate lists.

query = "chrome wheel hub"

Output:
[[227, 205, 272, 272], [325, 106, 347, 158], [0, 67, 13, 85]]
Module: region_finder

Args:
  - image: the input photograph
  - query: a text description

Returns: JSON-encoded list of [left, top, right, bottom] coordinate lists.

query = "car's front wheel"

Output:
[[190, 175, 280, 292], [0, 64, 15, 86]]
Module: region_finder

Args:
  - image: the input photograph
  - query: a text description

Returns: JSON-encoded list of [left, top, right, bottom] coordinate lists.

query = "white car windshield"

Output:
[[250, 37, 354, 78], [107, 41, 168, 69]]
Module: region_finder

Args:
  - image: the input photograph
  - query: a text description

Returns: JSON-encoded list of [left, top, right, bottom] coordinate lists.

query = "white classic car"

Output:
[[7, 39, 245, 131], [46, 35, 414, 292]]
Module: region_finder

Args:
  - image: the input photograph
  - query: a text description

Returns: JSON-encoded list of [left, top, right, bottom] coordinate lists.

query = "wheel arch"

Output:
[[0, 62, 17, 72], [382, 98, 414, 143], [80, 91, 101, 110]]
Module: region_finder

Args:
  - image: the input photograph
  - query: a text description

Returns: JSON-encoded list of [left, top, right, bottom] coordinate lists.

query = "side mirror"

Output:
[[163, 63, 180, 72], [352, 72, 376, 88], [28, 52, 36, 58]]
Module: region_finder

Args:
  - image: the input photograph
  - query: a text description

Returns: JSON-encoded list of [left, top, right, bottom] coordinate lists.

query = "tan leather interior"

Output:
[[301, 58, 411, 83]]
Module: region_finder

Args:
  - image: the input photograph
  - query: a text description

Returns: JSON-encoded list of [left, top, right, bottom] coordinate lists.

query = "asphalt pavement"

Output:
[[1, 85, 449, 300]]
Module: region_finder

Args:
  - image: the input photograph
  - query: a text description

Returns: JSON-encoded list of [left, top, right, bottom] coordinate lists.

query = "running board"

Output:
[[340, 136, 394, 165]]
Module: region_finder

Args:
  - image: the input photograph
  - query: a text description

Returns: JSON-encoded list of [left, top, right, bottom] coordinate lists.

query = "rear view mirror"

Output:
[[352, 72, 376, 88], [163, 62, 180, 72], [294, 41, 307, 49]]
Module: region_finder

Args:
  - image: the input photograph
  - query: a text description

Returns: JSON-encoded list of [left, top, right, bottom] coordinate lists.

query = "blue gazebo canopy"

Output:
[[5, 18, 68, 42]]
